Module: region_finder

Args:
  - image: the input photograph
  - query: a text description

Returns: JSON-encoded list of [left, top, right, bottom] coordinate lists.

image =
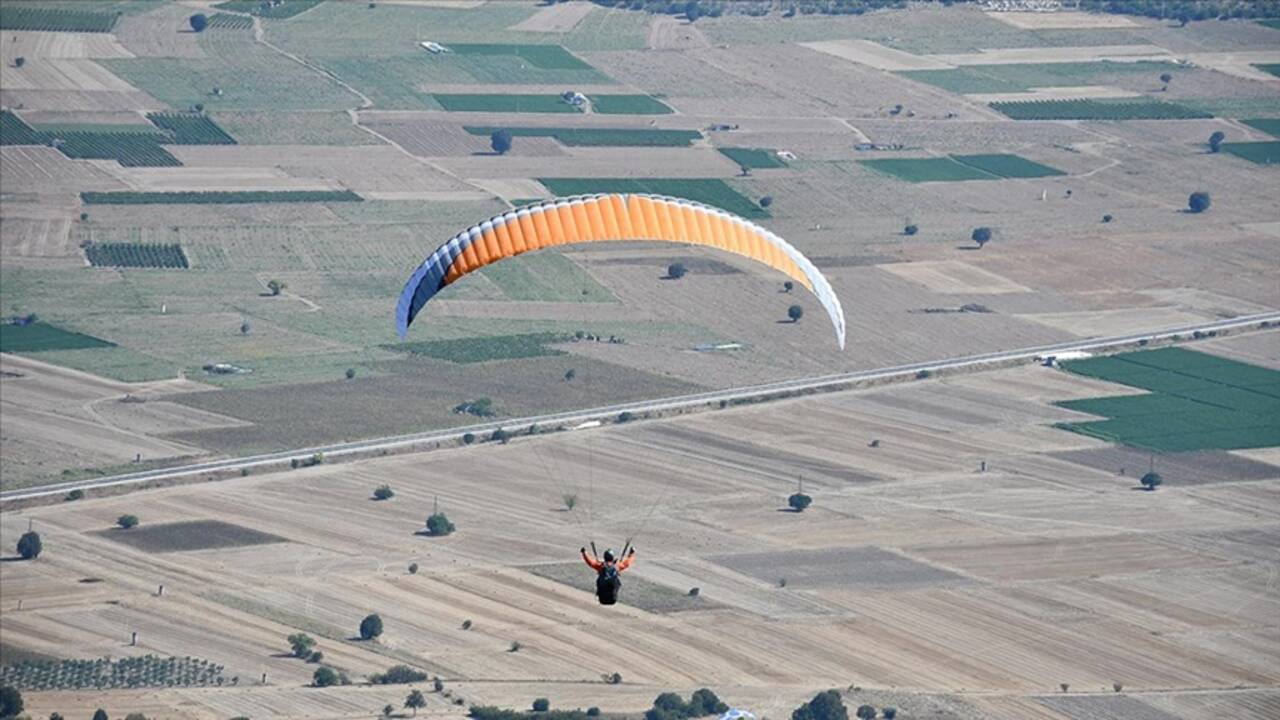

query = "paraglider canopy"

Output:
[[396, 193, 846, 348]]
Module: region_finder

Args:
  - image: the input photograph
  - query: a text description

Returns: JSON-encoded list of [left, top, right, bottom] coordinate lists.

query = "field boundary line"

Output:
[[3, 313, 1277, 504]]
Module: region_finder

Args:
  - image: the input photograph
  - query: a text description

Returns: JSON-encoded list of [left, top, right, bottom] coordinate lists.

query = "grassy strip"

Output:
[[0, 5, 118, 32], [387, 332, 570, 363], [81, 190, 363, 204], [1221, 141, 1280, 165], [586, 94, 674, 115], [538, 177, 768, 219], [718, 147, 787, 169], [434, 94, 580, 113], [990, 99, 1212, 120], [464, 126, 700, 147], [0, 322, 116, 353]]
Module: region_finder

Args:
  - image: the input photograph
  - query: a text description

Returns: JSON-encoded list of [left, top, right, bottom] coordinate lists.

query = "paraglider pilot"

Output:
[[580, 546, 635, 605]]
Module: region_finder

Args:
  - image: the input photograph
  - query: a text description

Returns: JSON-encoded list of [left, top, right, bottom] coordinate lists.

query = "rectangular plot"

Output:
[[81, 190, 362, 204], [0, 322, 115, 353], [91, 520, 286, 553], [0, 111, 47, 145], [0, 6, 118, 32], [146, 112, 236, 145], [718, 147, 787, 169], [859, 157, 994, 182], [711, 546, 967, 590], [1222, 141, 1280, 165], [1050, 446, 1280, 485], [951, 153, 1065, 178], [433, 94, 581, 113], [448, 43, 592, 70], [991, 99, 1212, 120], [1115, 346, 1235, 372], [463, 126, 700, 147], [212, 0, 321, 19], [525, 562, 715, 614], [1056, 393, 1203, 418], [1175, 387, 1280, 415], [587, 94, 674, 115], [1036, 695, 1181, 720], [478, 252, 615, 303], [1242, 118, 1280, 138], [538, 178, 767, 219], [386, 332, 569, 363], [85, 243, 189, 269]]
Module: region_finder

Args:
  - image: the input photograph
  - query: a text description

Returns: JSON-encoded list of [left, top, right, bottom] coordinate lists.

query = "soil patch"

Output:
[[91, 520, 287, 553]]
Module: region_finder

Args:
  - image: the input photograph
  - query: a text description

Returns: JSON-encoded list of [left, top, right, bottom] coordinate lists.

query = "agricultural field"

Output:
[[145, 112, 237, 145], [1255, 63, 1280, 78], [213, 110, 383, 146], [0, 322, 115, 353], [1221, 141, 1280, 165], [0, 111, 47, 145], [205, 13, 254, 31], [84, 243, 190, 269], [434, 94, 582, 113], [990, 98, 1213, 120], [79, 190, 363, 205], [861, 154, 1065, 182], [718, 147, 787, 169], [465, 126, 701, 147], [900, 60, 1189, 95], [390, 332, 574, 364], [0, 5, 119, 33], [1055, 348, 1280, 452], [586, 94, 674, 115], [538, 178, 767, 219], [212, 0, 322, 20], [1242, 118, 1280, 137], [53, 130, 181, 167]]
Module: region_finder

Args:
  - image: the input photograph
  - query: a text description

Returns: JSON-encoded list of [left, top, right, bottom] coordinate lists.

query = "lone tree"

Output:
[[117, 514, 139, 530], [189, 13, 208, 32], [93, 710, 109, 720], [345, 368, 357, 380], [425, 511, 455, 536], [792, 689, 847, 720], [267, 279, 286, 296], [491, 129, 513, 155], [564, 368, 576, 381], [1141, 471, 1163, 491], [288, 632, 316, 658], [533, 698, 551, 712], [971, 226, 992, 248], [689, 688, 729, 715], [0, 685, 22, 718], [783, 280, 794, 293], [1188, 191, 1211, 213], [313, 666, 339, 687], [1208, 131, 1226, 153], [788, 304, 804, 323], [359, 613, 384, 640], [904, 223, 918, 236], [405, 689, 427, 716], [1159, 71, 1173, 90], [759, 195, 774, 208], [855, 706, 877, 720], [13, 56, 25, 68], [373, 484, 395, 500], [16, 530, 41, 560], [667, 262, 687, 279], [789, 491, 812, 512]]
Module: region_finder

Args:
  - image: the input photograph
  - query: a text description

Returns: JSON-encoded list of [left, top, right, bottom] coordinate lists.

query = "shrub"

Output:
[[373, 484, 395, 501], [371, 664, 428, 685], [435, 676, 445, 691], [688, 587, 700, 596], [80, 212, 88, 221], [308, 650, 323, 663], [1102, 214, 1113, 223], [791, 690, 847, 720], [360, 613, 384, 640], [124, 715, 149, 720], [609, 672, 622, 684], [971, 226, 992, 247], [66, 488, 84, 501], [1141, 472, 1162, 491], [1113, 682, 1123, 693], [454, 398, 495, 417], [267, 279, 286, 296], [783, 280, 794, 292], [463, 432, 476, 444], [588, 709, 601, 717], [788, 304, 804, 322], [855, 706, 876, 720], [94, 711, 108, 720], [1060, 683, 1070, 693], [563, 493, 578, 510], [345, 368, 357, 379], [564, 368, 576, 381], [915, 369, 931, 379], [0, 686, 22, 718], [510, 640, 522, 652], [1188, 191, 1211, 213], [189, 13, 208, 31], [425, 512, 455, 536], [406, 689, 427, 715], [313, 666, 339, 687], [288, 632, 316, 658], [13, 56, 25, 68], [618, 411, 634, 423], [667, 262, 687, 279], [689, 688, 728, 716], [117, 514, 139, 530], [759, 195, 773, 208], [462, 619, 473, 630], [883, 709, 897, 720], [788, 492, 812, 511], [240, 321, 251, 335], [409, 562, 419, 574], [1209, 130, 1225, 152], [491, 130, 513, 155], [491, 428, 511, 444], [384, 705, 395, 718], [904, 223, 918, 235], [533, 699, 551, 712]]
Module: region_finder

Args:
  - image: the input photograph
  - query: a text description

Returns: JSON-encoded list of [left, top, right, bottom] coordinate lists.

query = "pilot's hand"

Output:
[[580, 547, 586, 554], [628, 547, 636, 556]]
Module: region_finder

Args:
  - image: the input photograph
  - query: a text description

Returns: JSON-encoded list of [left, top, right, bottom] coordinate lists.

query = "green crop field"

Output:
[[990, 99, 1212, 120], [1242, 118, 1280, 138], [952, 154, 1066, 178], [388, 332, 571, 363], [1260, 19, 1280, 30], [1055, 348, 1280, 452], [587, 95, 674, 115], [85, 243, 190, 269], [0, 322, 116, 353], [0, 5, 118, 32], [213, 111, 381, 145], [212, 0, 321, 19], [206, 12, 254, 29], [1255, 63, 1280, 78], [147, 113, 237, 145], [449, 44, 592, 70], [539, 178, 768, 219], [0, 111, 46, 146], [54, 132, 181, 167], [900, 61, 1189, 95], [81, 190, 363, 205], [859, 157, 994, 182], [479, 252, 616, 303], [1221, 141, 1280, 165], [464, 126, 700, 147], [434, 94, 581, 113], [719, 148, 787, 169]]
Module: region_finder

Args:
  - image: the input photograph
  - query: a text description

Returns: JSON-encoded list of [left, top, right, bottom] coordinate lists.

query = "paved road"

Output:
[[4, 313, 1276, 503]]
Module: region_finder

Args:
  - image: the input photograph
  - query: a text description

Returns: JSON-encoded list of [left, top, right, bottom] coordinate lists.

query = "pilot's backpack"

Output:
[[596, 564, 621, 605]]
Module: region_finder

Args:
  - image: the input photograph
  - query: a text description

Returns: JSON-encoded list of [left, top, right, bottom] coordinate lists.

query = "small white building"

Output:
[[420, 41, 448, 54]]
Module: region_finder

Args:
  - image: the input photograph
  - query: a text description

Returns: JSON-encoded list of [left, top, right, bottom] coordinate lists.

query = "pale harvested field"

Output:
[[1200, 332, 1280, 370], [0, 31, 134, 62], [0, 88, 163, 112], [362, 117, 567, 157], [167, 145, 476, 192], [879, 260, 1033, 294], [928, 44, 1173, 66], [0, 59, 138, 92], [112, 2, 207, 59], [467, 177, 550, 200], [0, 216, 76, 262], [967, 85, 1143, 102], [985, 11, 1140, 30], [1013, 307, 1216, 337], [511, 1, 595, 33], [647, 15, 710, 51], [431, 146, 741, 178], [1182, 51, 1280, 82], [5, 355, 1279, 717], [0, 147, 128, 194], [105, 166, 341, 192], [800, 39, 956, 71]]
